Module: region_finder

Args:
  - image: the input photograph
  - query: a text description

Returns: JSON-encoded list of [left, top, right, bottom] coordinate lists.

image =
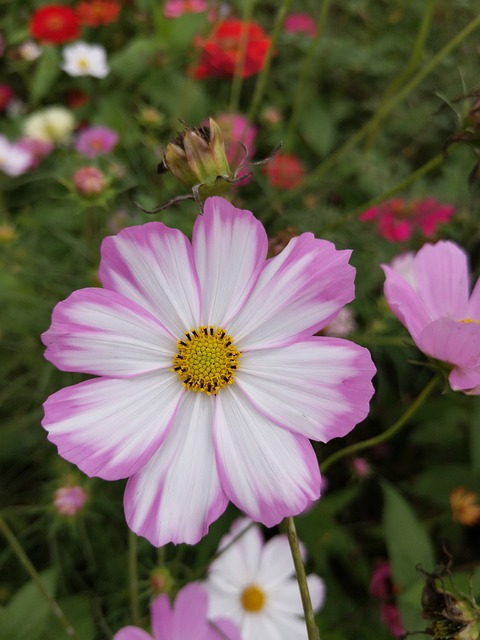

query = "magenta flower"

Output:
[[113, 583, 240, 640], [284, 13, 317, 38], [54, 485, 88, 516], [369, 562, 405, 638], [382, 241, 480, 395], [164, 0, 208, 18], [360, 197, 455, 243], [75, 125, 118, 158], [42, 197, 375, 546], [215, 113, 256, 183]]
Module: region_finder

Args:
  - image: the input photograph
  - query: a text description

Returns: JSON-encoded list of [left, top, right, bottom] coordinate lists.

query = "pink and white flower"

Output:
[[75, 125, 118, 158], [113, 583, 240, 640], [382, 241, 480, 395], [54, 485, 88, 516], [0, 135, 33, 176], [205, 518, 325, 640], [61, 41, 110, 78], [42, 197, 375, 546]]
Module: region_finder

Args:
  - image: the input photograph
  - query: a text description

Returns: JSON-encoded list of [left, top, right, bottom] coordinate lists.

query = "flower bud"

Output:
[[159, 118, 233, 199], [73, 166, 105, 197], [54, 485, 88, 516]]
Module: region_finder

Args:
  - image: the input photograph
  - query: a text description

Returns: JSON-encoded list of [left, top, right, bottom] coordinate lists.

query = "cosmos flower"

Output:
[[113, 583, 240, 640], [23, 105, 75, 144], [360, 197, 455, 243], [0, 135, 33, 176], [193, 19, 271, 79], [205, 518, 325, 640], [42, 197, 375, 546], [164, 0, 208, 18], [29, 5, 80, 44], [263, 152, 305, 189], [61, 41, 110, 78], [382, 241, 480, 395], [75, 125, 118, 158], [284, 13, 317, 38], [76, 0, 120, 27]]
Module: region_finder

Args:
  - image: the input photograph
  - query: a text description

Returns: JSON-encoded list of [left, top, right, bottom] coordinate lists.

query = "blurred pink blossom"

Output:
[[380, 603, 405, 638], [73, 166, 106, 196], [164, 0, 208, 18], [54, 485, 88, 516], [17, 137, 53, 169], [284, 13, 317, 38], [324, 306, 356, 337], [75, 125, 118, 158], [360, 197, 455, 242], [370, 562, 405, 638], [351, 456, 371, 478], [0, 84, 13, 110], [0, 135, 33, 176]]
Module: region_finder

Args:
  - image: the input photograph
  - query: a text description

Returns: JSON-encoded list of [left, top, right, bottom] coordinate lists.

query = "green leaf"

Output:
[[0, 569, 57, 640], [298, 102, 336, 157], [42, 596, 94, 640], [30, 47, 61, 106], [109, 38, 163, 83]]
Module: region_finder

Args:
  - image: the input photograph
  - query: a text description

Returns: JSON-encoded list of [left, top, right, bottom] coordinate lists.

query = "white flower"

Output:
[[23, 106, 75, 144], [0, 136, 32, 176], [205, 518, 326, 640], [18, 41, 42, 62], [61, 42, 110, 78]]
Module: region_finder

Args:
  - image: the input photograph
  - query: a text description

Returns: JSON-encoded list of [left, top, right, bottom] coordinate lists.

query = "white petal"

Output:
[[193, 197, 268, 326], [124, 393, 228, 546], [213, 387, 321, 527], [99, 222, 201, 338], [43, 372, 182, 481]]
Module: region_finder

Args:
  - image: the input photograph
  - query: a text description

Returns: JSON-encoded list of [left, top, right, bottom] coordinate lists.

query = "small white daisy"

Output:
[[61, 41, 110, 78], [205, 518, 326, 640]]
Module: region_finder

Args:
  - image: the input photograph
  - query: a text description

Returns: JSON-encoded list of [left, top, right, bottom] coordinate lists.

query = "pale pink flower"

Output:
[[284, 13, 317, 38], [388, 251, 415, 287], [206, 518, 325, 640], [351, 456, 370, 478], [360, 197, 455, 243], [73, 166, 105, 196], [61, 41, 110, 78], [42, 197, 375, 546], [164, 0, 208, 18], [17, 137, 53, 169], [75, 125, 118, 158], [0, 135, 33, 176], [382, 241, 480, 394], [114, 583, 239, 640], [324, 306, 356, 337], [54, 485, 88, 516]]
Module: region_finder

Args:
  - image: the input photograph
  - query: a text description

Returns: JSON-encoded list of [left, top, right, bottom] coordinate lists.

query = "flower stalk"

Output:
[[283, 516, 319, 640]]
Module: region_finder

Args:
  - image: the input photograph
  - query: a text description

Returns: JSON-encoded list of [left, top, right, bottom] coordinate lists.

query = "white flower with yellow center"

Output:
[[41, 197, 375, 546], [206, 518, 325, 640], [61, 41, 110, 78], [23, 106, 75, 144]]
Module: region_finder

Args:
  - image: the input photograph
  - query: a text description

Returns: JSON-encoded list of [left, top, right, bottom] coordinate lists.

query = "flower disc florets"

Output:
[[172, 326, 240, 395]]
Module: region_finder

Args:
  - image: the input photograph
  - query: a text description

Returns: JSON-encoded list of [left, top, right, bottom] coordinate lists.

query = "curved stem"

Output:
[[247, 0, 294, 122], [283, 517, 319, 640], [284, 0, 332, 151], [320, 373, 441, 474], [0, 517, 79, 639], [281, 13, 480, 201]]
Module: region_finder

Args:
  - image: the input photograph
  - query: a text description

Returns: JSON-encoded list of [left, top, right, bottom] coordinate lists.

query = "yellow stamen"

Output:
[[172, 326, 241, 395], [241, 584, 266, 613], [459, 318, 480, 325]]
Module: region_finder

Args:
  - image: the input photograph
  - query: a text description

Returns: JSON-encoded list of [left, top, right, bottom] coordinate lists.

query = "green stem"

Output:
[[0, 517, 79, 639], [128, 530, 141, 626], [316, 151, 446, 235], [284, 0, 332, 151], [365, 0, 436, 149], [229, 0, 256, 113], [283, 517, 319, 640], [246, 0, 294, 122], [320, 374, 441, 474], [282, 13, 480, 200]]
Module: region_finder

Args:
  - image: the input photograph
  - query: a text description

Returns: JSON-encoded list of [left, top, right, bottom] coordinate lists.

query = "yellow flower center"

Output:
[[459, 318, 480, 325], [78, 58, 89, 70], [172, 326, 241, 395], [241, 584, 266, 613]]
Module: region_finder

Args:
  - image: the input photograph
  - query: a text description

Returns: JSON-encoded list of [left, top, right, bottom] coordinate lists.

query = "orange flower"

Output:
[[450, 487, 480, 526], [76, 0, 120, 27]]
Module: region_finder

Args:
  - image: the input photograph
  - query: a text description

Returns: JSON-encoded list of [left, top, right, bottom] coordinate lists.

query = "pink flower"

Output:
[[75, 125, 118, 158], [263, 152, 305, 189], [17, 137, 53, 169], [205, 517, 325, 640], [41, 197, 375, 546], [360, 197, 455, 243], [324, 306, 356, 337], [0, 135, 33, 176], [284, 13, 317, 38], [380, 603, 405, 638], [215, 113, 256, 167], [369, 561, 393, 600], [113, 583, 240, 640], [164, 0, 208, 18], [370, 562, 405, 638], [73, 166, 105, 196], [54, 485, 88, 516], [382, 241, 480, 395]]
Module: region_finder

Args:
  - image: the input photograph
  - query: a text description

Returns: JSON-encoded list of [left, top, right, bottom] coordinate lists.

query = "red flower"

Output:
[[76, 0, 120, 27], [30, 5, 80, 44], [263, 152, 305, 189], [193, 19, 271, 79]]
